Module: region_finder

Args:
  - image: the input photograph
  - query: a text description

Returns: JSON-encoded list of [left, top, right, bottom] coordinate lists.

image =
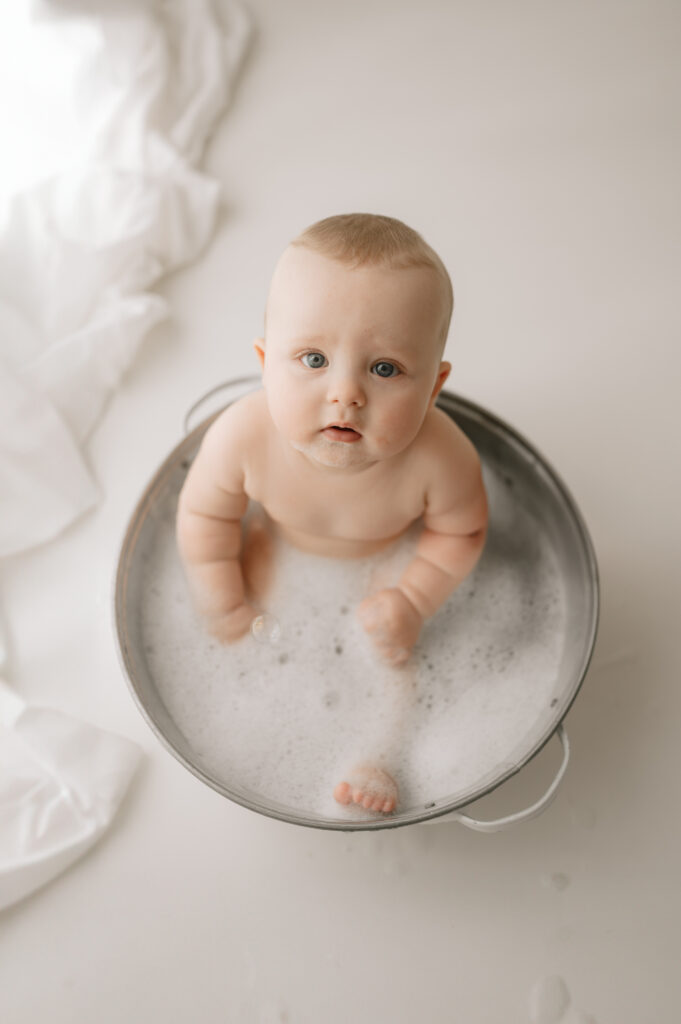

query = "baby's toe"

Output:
[[333, 782, 352, 805], [334, 764, 399, 815]]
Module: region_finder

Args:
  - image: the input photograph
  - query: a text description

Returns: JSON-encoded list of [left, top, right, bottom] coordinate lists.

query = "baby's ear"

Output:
[[253, 338, 265, 370], [430, 361, 451, 406]]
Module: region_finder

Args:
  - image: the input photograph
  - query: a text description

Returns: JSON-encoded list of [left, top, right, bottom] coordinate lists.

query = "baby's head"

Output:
[[255, 214, 455, 469], [288, 213, 452, 341]]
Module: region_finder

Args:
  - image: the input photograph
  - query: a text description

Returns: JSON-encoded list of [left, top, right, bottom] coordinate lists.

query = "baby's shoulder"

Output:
[[415, 406, 480, 473], [192, 388, 270, 487], [413, 407, 485, 513], [203, 388, 269, 450]]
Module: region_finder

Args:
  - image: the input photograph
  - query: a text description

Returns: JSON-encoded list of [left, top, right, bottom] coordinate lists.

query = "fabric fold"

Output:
[[0, 0, 251, 557], [0, 681, 142, 912], [0, 0, 250, 908]]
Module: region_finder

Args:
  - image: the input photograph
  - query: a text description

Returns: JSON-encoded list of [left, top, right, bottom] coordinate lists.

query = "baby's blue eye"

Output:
[[301, 352, 327, 369], [372, 361, 400, 378]]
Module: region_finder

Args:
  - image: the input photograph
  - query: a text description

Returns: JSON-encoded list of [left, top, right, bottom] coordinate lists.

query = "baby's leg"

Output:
[[334, 545, 420, 815], [333, 656, 418, 814]]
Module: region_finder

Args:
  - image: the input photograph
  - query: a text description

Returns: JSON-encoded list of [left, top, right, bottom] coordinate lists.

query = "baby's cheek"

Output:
[[267, 382, 313, 441], [373, 399, 424, 451]]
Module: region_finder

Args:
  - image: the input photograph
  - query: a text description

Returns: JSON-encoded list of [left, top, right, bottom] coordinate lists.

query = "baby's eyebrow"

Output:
[[288, 335, 327, 347]]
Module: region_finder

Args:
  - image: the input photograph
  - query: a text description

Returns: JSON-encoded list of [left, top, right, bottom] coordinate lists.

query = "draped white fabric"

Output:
[[0, 0, 250, 556], [0, 681, 142, 911], [0, 0, 250, 910]]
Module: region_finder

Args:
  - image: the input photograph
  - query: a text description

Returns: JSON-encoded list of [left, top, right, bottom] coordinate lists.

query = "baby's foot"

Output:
[[333, 763, 398, 814]]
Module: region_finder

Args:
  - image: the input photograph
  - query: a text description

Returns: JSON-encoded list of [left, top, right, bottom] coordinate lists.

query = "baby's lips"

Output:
[[322, 425, 362, 442]]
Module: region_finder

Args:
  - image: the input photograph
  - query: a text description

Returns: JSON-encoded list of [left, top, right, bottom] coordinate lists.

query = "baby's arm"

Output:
[[398, 437, 488, 619], [359, 414, 488, 665], [176, 406, 256, 642]]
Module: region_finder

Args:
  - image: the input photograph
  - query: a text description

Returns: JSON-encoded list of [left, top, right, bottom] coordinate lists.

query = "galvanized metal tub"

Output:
[[113, 381, 599, 832]]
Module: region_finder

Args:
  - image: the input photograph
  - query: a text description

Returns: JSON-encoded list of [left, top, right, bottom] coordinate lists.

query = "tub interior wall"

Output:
[[118, 518, 198, 762], [452, 406, 595, 711]]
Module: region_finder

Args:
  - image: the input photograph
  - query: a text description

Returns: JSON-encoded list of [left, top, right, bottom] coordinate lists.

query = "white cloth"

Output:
[[0, 0, 250, 909], [0, 0, 250, 555], [0, 680, 142, 911]]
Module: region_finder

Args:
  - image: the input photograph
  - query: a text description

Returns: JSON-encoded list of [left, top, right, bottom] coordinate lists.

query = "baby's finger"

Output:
[[206, 604, 257, 644]]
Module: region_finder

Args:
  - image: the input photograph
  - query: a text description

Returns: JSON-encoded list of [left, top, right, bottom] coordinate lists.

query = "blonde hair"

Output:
[[290, 213, 454, 344]]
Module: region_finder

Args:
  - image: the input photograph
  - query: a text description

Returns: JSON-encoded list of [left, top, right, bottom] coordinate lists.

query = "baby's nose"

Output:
[[327, 372, 365, 407]]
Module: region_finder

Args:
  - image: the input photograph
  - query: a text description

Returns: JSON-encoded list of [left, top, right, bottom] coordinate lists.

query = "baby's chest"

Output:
[[247, 465, 424, 541]]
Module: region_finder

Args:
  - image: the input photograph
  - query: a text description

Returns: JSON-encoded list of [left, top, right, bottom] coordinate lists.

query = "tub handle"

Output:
[[442, 725, 570, 832], [183, 375, 261, 436]]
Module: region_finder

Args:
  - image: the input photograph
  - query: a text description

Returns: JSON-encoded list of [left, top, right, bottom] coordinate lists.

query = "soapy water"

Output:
[[139, 461, 570, 820]]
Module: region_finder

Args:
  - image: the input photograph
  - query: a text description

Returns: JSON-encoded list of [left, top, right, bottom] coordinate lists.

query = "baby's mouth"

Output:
[[322, 423, 362, 443]]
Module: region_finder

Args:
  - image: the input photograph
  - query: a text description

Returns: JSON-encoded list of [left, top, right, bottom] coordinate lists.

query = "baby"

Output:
[[177, 213, 488, 813]]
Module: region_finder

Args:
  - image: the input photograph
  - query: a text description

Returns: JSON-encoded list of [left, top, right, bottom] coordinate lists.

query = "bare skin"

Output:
[[177, 245, 488, 814], [333, 765, 399, 814]]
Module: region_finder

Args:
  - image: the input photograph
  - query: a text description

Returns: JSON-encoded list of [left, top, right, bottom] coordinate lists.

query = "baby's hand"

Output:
[[205, 602, 258, 644], [357, 587, 423, 666]]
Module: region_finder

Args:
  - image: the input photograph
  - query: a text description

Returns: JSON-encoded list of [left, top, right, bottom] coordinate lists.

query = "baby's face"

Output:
[[256, 246, 450, 471]]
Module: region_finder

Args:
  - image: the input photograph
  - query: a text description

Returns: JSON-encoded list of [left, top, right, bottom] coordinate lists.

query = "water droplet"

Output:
[[251, 613, 281, 643], [529, 975, 571, 1024], [541, 872, 571, 892]]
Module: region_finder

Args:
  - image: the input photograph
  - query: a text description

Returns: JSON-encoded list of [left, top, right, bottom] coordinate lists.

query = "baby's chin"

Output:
[[290, 436, 376, 470]]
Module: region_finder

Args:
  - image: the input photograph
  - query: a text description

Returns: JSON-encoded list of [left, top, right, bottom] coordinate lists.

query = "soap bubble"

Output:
[[251, 613, 281, 644]]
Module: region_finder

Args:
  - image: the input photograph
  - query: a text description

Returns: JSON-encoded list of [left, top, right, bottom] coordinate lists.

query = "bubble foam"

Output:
[[137, 463, 570, 821]]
